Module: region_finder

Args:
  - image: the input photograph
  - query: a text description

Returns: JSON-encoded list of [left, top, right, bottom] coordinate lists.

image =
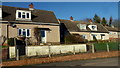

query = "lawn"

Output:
[[94, 42, 119, 52]]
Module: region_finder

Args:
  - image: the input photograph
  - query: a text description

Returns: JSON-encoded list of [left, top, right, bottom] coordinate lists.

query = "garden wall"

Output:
[[9, 44, 87, 58], [2, 48, 8, 59]]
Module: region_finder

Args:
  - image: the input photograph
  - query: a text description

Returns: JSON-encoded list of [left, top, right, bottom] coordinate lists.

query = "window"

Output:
[[82, 35, 87, 39], [26, 13, 29, 18], [88, 25, 97, 31], [18, 12, 21, 18], [16, 10, 31, 20], [92, 34, 97, 40], [18, 29, 31, 37], [92, 34, 97, 37], [78, 24, 86, 30], [41, 30, 45, 37], [109, 32, 112, 34], [92, 26, 96, 29], [22, 12, 25, 18], [101, 34, 105, 36], [27, 29, 30, 36], [114, 33, 117, 34]]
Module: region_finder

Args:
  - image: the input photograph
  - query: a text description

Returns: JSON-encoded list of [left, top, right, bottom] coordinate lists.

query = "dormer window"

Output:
[[92, 26, 96, 30], [16, 10, 31, 21], [22, 12, 25, 18], [78, 24, 86, 30], [88, 25, 97, 31], [27, 13, 29, 18]]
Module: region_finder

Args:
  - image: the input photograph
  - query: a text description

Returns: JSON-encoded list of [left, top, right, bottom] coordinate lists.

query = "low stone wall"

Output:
[[2, 51, 119, 67], [2, 48, 8, 59], [9, 44, 87, 58]]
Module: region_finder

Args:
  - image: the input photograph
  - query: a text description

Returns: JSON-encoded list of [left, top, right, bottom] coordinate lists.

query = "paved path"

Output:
[[32, 57, 119, 66]]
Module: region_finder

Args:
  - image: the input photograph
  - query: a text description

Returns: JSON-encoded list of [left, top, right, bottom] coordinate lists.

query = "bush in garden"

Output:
[[8, 38, 15, 46], [64, 34, 88, 44]]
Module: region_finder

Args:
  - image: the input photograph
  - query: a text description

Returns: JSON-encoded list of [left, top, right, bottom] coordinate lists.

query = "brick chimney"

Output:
[[89, 19, 93, 24], [29, 3, 34, 10], [70, 16, 74, 22]]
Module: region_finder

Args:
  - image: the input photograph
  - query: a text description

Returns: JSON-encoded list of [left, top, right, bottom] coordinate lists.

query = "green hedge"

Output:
[[108, 42, 119, 51], [94, 42, 107, 51], [94, 42, 119, 52]]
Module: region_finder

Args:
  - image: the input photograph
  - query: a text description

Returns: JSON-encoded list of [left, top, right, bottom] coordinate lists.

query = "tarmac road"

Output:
[[31, 57, 119, 66]]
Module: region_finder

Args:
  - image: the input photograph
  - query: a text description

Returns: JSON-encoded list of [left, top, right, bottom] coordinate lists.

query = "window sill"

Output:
[[16, 18, 32, 21]]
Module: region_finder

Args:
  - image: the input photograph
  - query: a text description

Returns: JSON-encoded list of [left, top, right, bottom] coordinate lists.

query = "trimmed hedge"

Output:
[[94, 42, 119, 52]]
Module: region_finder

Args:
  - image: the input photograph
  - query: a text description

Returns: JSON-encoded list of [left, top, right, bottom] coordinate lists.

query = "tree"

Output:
[[0, 35, 7, 46], [112, 19, 120, 28], [34, 27, 41, 45], [93, 14, 101, 23], [101, 17, 107, 25], [109, 16, 112, 27], [82, 18, 91, 22]]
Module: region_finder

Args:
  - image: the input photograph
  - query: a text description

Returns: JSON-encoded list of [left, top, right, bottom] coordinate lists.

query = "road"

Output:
[[31, 57, 119, 66]]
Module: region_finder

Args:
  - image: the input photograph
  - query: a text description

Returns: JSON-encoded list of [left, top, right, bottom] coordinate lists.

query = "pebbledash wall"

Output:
[[9, 44, 87, 58]]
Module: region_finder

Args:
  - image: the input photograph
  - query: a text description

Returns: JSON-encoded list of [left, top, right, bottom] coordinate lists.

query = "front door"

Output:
[[101, 34, 105, 40], [40, 30, 46, 43]]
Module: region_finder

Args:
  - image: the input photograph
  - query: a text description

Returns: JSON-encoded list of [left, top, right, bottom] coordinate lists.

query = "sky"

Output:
[[1, 0, 120, 2], [2, 2, 118, 21]]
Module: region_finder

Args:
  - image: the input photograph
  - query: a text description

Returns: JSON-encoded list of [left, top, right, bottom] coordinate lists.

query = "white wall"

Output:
[[109, 31, 119, 39], [91, 33, 109, 40], [9, 44, 87, 58]]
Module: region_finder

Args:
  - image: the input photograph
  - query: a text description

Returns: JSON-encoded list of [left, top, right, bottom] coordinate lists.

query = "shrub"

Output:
[[64, 34, 88, 44], [8, 38, 15, 46], [34, 27, 41, 45]]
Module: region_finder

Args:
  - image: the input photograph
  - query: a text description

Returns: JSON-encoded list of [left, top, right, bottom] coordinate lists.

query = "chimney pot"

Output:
[[29, 3, 34, 10], [89, 19, 93, 24], [70, 16, 73, 20]]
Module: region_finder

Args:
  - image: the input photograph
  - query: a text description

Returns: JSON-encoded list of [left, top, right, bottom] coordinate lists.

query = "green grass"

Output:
[[94, 42, 119, 52]]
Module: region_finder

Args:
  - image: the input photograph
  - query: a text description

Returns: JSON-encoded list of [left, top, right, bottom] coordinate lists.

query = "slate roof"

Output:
[[59, 19, 109, 33], [104, 26, 119, 32], [1, 5, 59, 24]]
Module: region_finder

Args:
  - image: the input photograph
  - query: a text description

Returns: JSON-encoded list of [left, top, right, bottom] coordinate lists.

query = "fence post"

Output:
[[25, 38, 28, 56], [92, 44, 95, 53], [73, 46, 75, 55], [59, 50, 62, 54], [106, 43, 109, 52], [48, 43, 51, 58], [14, 37, 19, 60], [118, 44, 120, 51], [79, 49, 81, 53], [16, 49, 19, 60]]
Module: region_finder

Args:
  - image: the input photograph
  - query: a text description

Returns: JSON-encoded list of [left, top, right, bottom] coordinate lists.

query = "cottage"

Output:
[[0, 3, 60, 45], [59, 17, 109, 42], [104, 26, 120, 39]]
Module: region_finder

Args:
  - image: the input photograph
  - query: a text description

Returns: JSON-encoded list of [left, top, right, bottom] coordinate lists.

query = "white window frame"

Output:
[[82, 35, 87, 39], [18, 28, 31, 37], [88, 25, 97, 31], [16, 10, 31, 21], [80, 24, 86, 30]]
